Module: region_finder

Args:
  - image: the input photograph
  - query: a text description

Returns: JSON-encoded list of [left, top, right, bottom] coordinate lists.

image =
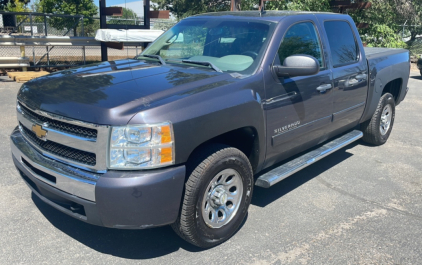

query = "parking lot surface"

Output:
[[1, 72, 421, 264]]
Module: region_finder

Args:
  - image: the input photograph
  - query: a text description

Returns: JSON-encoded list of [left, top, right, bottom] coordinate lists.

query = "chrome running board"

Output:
[[255, 130, 363, 188]]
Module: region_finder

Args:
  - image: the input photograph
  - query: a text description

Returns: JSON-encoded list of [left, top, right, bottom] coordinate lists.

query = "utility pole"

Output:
[[99, 0, 108, 62], [402, 20, 408, 41]]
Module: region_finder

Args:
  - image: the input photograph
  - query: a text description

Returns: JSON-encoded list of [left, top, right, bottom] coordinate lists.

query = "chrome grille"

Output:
[[20, 123, 96, 166], [19, 103, 97, 139], [17, 101, 110, 172]]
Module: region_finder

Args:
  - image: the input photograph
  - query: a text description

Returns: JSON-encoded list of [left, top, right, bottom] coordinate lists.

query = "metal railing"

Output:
[[0, 11, 88, 37], [0, 12, 151, 68], [0, 44, 142, 68]]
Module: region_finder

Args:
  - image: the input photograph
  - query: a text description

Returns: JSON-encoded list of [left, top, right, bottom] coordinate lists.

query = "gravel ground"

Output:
[[0, 71, 421, 265]]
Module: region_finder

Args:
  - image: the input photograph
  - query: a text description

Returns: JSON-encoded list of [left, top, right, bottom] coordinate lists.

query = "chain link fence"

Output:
[[152, 19, 176, 31], [1, 12, 177, 36], [0, 45, 142, 68], [0, 12, 88, 36], [0, 12, 162, 69]]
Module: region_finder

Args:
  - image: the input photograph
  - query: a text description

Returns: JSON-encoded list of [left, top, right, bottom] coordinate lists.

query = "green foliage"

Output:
[[264, 0, 331, 12], [79, 17, 99, 37], [3, 0, 29, 23], [152, 19, 177, 31], [0, 0, 28, 11], [33, 0, 98, 36], [154, 0, 231, 20], [121, 6, 138, 19], [348, 0, 412, 48], [108, 7, 139, 25], [361, 24, 407, 48], [3, 0, 29, 11], [155, 0, 332, 20], [408, 39, 422, 57]]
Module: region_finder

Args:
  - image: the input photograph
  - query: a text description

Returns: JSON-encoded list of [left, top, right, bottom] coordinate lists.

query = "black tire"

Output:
[[171, 144, 254, 248], [361, 93, 395, 145], [420, 70, 422, 76]]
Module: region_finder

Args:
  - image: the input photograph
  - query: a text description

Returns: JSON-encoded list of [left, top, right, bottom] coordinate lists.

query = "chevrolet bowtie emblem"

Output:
[[32, 124, 47, 140]]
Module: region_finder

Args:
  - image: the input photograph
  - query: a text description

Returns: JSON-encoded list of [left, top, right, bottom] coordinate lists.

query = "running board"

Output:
[[255, 130, 363, 188]]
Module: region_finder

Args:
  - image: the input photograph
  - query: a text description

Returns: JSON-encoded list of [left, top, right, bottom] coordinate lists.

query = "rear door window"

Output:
[[324, 21, 359, 67]]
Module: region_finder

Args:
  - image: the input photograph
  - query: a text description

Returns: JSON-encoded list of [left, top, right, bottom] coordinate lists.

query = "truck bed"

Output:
[[364, 47, 408, 60], [359, 46, 410, 124]]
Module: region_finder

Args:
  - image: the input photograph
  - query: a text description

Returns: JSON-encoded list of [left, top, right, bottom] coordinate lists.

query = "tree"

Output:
[[33, 0, 98, 36], [108, 7, 139, 25], [3, 0, 30, 24], [155, 0, 332, 20], [348, 0, 408, 48], [155, 0, 231, 20], [264, 0, 331, 12], [0, 0, 28, 11], [388, 0, 422, 41], [155, 0, 408, 48], [121, 6, 138, 19]]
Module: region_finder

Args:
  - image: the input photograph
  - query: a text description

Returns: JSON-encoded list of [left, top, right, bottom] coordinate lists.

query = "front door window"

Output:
[[277, 22, 324, 69]]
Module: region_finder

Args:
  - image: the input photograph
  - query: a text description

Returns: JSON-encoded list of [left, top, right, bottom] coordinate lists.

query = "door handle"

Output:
[[346, 74, 367, 87], [355, 74, 367, 80], [316, 84, 332, 93]]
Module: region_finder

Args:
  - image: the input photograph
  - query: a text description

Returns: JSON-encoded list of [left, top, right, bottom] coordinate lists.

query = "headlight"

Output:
[[108, 122, 174, 169]]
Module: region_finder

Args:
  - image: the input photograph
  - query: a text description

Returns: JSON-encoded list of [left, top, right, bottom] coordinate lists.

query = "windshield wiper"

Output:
[[182, 60, 223, 73], [140, 54, 166, 65]]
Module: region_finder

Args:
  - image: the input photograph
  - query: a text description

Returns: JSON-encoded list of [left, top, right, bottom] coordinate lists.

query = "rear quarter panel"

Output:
[[360, 48, 410, 123]]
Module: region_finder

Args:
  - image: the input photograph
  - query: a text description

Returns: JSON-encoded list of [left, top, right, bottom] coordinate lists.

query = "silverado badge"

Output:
[[32, 124, 47, 140]]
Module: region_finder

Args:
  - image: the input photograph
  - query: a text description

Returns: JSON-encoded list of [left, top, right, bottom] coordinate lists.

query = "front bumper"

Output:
[[11, 127, 186, 229]]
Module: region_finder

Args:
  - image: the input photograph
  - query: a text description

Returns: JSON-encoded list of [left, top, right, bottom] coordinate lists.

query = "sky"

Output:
[[112, 1, 144, 16]]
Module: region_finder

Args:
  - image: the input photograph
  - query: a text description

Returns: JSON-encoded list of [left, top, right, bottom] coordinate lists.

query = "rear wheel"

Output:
[[361, 93, 395, 145], [171, 144, 253, 248]]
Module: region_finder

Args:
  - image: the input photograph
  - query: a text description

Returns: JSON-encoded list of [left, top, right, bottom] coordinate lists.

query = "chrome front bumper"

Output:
[[11, 127, 99, 201], [11, 126, 187, 228]]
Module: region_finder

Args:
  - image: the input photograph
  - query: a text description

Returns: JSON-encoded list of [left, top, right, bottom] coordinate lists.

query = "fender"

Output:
[[129, 73, 267, 172]]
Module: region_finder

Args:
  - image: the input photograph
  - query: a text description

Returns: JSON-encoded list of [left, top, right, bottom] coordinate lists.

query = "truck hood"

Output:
[[18, 59, 233, 125]]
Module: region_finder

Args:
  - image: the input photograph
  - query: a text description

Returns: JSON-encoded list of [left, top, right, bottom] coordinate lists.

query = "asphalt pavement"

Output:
[[0, 71, 421, 264]]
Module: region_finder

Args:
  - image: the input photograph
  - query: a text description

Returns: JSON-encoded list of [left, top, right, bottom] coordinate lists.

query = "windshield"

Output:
[[138, 18, 275, 74]]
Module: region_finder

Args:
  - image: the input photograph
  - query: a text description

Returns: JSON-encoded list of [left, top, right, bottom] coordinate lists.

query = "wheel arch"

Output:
[[381, 78, 402, 103], [185, 126, 261, 174], [360, 55, 409, 124]]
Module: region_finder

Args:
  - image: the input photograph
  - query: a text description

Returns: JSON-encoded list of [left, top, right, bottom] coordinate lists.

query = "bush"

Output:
[[360, 24, 407, 48], [408, 39, 422, 57]]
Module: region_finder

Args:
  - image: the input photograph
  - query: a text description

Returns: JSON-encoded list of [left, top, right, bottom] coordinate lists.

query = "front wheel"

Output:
[[171, 145, 253, 248], [361, 92, 396, 145]]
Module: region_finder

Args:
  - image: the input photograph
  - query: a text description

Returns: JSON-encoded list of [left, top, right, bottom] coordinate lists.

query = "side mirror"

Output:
[[273, 55, 320, 77]]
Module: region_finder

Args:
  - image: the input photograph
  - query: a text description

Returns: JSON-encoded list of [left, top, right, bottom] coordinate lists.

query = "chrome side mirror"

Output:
[[273, 55, 320, 77]]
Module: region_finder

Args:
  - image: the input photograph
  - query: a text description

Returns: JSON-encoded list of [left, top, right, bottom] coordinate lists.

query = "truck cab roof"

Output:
[[190, 10, 343, 22]]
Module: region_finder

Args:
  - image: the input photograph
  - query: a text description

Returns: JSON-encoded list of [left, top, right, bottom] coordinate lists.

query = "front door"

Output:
[[264, 20, 333, 168]]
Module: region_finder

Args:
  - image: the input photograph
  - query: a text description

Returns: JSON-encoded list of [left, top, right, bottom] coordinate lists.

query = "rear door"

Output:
[[320, 19, 368, 132], [263, 17, 334, 167]]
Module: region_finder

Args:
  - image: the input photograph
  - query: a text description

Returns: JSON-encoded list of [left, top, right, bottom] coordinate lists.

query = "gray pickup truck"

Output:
[[11, 11, 410, 248]]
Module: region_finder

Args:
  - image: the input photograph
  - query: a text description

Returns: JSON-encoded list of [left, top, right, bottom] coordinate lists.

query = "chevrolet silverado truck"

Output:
[[11, 11, 410, 248]]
